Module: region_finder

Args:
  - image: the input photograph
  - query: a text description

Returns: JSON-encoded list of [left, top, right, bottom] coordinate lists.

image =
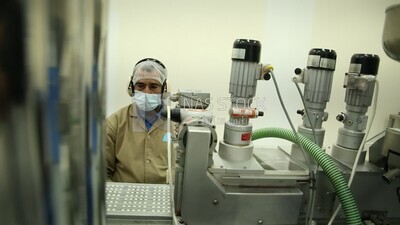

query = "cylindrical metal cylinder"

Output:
[[336, 127, 365, 149], [229, 61, 260, 100], [303, 69, 335, 104], [229, 39, 262, 100], [332, 54, 380, 164], [220, 39, 262, 162], [291, 48, 336, 159], [218, 141, 254, 161], [345, 54, 380, 107], [304, 48, 336, 104], [223, 122, 253, 146]]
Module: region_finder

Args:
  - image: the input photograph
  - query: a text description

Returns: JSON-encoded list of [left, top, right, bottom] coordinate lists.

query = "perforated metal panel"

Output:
[[106, 182, 171, 220]]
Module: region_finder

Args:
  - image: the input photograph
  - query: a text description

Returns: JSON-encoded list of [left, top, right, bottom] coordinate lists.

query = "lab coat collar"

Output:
[[129, 102, 167, 133]]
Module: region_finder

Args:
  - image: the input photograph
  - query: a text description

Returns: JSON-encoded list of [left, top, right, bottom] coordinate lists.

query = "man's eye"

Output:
[[150, 85, 160, 89], [135, 84, 144, 88]]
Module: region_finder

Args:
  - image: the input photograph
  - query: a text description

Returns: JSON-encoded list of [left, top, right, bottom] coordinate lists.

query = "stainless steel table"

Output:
[[106, 182, 172, 225]]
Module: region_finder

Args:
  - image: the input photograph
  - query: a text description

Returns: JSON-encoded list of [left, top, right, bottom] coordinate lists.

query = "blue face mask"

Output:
[[134, 90, 162, 111]]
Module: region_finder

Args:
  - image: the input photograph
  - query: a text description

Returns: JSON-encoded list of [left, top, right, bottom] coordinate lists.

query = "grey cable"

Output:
[[328, 79, 380, 225], [293, 80, 317, 143], [270, 71, 316, 225], [293, 79, 318, 225], [270, 72, 313, 172]]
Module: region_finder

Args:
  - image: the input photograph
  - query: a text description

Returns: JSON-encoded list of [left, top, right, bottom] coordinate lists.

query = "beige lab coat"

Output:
[[106, 103, 174, 183]]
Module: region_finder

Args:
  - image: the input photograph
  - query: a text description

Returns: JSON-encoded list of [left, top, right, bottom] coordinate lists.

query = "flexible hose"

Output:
[[271, 71, 315, 224], [252, 128, 362, 225], [270, 72, 313, 172]]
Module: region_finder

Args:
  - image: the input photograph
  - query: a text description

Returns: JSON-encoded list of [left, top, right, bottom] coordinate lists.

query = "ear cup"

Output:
[[165, 80, 171, 93], [161, 80, 171, 100], [162, 80, 168, 93], [127, 76, 134, 97]]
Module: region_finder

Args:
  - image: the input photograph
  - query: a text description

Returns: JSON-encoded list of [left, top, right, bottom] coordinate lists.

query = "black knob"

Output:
[[258, 111, 264, 117], [294, 68, 302, 75], [263, 73, 271, 80], [336, 113, 345, 122], [297, 109, 304, 116]]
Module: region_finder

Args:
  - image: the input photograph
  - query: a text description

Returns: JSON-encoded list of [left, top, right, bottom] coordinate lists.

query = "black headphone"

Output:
[[127, 58, 168, 97]]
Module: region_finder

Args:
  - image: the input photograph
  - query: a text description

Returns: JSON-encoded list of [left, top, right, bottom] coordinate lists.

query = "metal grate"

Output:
[[106, 182, 171, 219]]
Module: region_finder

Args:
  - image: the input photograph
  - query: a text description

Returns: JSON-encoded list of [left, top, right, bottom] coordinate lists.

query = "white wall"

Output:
[[106, 0, 400, 150]]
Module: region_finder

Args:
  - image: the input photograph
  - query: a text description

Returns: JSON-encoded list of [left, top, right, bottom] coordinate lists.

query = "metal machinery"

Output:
[[170, 38, 400, 224], [168, 4, 400, 224], [173, 40, 311, 225], [2, 1, 400, 225], [331, 54, 380, 166], [379, 3, 400, 183], [105, 4, 400, 223], [290, 48, 337, 169], [1, 0, 108, 225]]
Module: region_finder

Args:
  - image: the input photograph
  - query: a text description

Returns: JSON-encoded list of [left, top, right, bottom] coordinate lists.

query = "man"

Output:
[[106, 58, 173, 183]]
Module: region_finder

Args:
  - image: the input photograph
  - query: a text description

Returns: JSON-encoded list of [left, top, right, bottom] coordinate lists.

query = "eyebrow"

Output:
[[136, 82, 161, 86]]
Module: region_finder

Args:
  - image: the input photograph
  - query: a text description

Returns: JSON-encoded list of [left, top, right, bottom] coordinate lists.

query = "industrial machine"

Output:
[[290, 48, 337, 169], [2, 1, 400, 225], [165, 4, 400, 224], [169, 39, 400, 225], [380, 2, 400, 183], [172, 40, 309, 225], [105, 4, 400, 224]]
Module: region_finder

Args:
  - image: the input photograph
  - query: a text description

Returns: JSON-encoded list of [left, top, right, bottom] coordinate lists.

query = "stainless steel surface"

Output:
[[176, 126, 304, 225], [218, 141, 254, 161], [336, 126, 366, 149], [213, 147, 309, 187], [383, 3, 400, 62], [176, 116, 217, 168], [382, 127, 400, 169], [211, 152, 265, 174], [106, 182, 171, 219], [331, 143, 367, 166], [257, 146, 308, 171], [311, 160, 400, 223]]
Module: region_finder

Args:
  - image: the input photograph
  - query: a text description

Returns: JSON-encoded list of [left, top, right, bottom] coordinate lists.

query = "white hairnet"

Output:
[[131, 59, 167, 85]]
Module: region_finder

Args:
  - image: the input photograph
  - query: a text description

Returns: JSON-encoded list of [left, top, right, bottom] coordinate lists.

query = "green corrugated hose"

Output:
[[252, 128, 362, 225]]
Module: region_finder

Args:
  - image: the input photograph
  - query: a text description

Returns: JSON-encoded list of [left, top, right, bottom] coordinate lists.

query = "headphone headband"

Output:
[[127, 58, 168, 97], [135, 58, 166, 69]]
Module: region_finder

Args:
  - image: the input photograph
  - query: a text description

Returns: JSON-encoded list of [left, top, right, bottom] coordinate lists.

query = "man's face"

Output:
[[134, 78, 162, 94]]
